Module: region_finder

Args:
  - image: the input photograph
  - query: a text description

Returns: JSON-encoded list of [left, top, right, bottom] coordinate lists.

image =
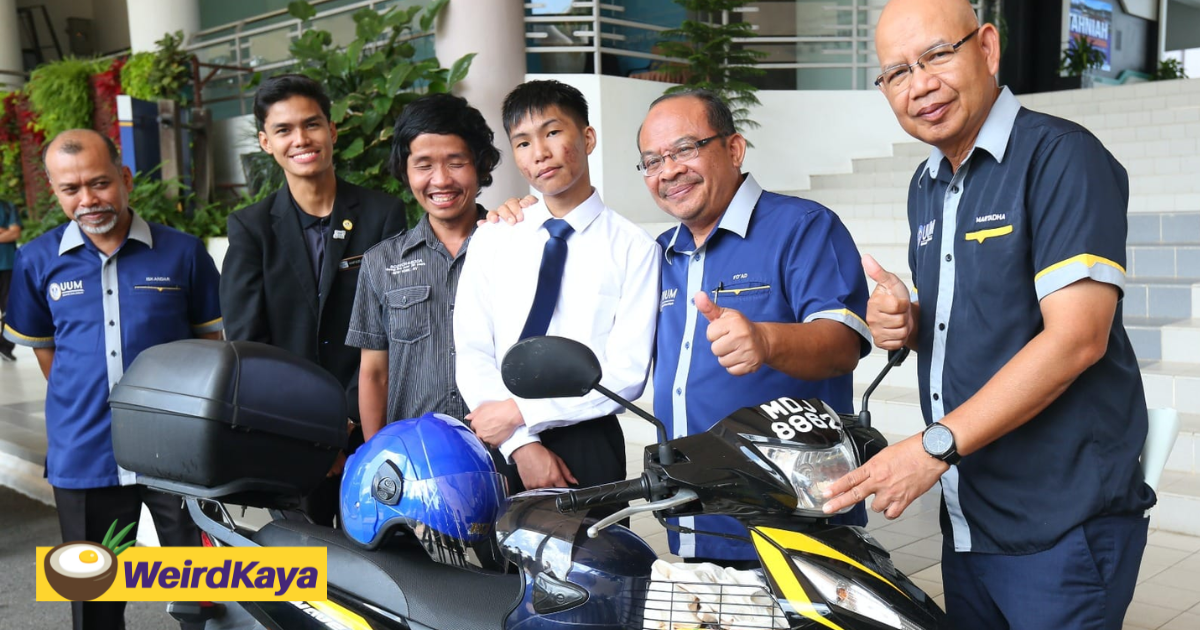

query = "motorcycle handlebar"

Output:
[[556, 476, 650, 513]]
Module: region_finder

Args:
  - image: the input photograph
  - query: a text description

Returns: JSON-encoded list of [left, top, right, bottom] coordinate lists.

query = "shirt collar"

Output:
[[400, 205, 487, 257], [925, 86, 1021, 179], [529, 188, 605, 233], [664, 173, 763, 258], [59, 210, 153, 256]]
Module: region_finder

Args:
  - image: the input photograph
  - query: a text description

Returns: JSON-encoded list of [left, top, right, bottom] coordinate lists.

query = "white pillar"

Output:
[[126, 0, 200, 53], [435, 0, 529, 207], [0, 0, 24, 89]]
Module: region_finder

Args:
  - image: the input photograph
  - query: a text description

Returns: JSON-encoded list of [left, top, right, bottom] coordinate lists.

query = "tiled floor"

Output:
[[4, 343, 1200, 629]]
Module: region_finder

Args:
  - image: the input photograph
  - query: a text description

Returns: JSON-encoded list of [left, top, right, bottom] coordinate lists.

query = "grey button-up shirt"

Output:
[[346, 210, 482, 424]]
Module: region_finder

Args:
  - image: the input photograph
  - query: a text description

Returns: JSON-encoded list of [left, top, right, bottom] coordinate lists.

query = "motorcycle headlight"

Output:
[[758, 441, 857, 517], [791, 556, 922, 630]]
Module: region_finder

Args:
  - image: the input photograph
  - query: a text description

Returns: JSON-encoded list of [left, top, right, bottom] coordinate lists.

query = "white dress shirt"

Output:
[[454, 189, 661, 460]]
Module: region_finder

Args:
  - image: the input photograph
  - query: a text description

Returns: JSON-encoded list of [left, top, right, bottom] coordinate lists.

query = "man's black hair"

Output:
[[253, 73, 332, 132], [500, 80, 589, 136], [638, 89, 737, 151], [389, 93, 501, 189]]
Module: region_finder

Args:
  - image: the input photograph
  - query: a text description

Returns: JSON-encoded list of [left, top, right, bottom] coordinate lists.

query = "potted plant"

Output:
[[1154, 58, 1188, 81], [1059, 33, 1106, 88]]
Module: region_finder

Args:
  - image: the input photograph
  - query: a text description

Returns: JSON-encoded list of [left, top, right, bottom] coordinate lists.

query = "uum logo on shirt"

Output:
[[917, 220, 937, 248], [660, 288, 678, 311], [49, 280, 85, 301]]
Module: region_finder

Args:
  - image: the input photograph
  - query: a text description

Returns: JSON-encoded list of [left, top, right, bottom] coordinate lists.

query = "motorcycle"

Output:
[[111, 336, 948, 630]]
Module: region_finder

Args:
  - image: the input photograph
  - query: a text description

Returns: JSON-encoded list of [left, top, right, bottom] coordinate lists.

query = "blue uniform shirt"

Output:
[[908, 88, 1155, 554], [3, 214, 223, 489], [654, 174, 872, 560]]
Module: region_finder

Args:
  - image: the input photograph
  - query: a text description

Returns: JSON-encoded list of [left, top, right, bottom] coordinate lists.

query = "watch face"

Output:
[[924, 425, 954, 456]]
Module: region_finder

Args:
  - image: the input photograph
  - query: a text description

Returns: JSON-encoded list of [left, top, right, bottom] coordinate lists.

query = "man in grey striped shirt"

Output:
[[346, 94, 502, 440]]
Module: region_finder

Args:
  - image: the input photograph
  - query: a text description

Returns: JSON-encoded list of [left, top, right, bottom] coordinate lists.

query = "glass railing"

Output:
[[526, 0, 983, 91]]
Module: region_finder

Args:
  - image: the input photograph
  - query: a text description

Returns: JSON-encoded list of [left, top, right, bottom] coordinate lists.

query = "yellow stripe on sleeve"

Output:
[[191, 317, 223, 330], [1034, 254, 1126, 282], [3, 324, 54, 343]]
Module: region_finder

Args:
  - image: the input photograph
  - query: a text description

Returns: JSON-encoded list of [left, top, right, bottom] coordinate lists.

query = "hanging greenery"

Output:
[[26, 57, 108, 139], [0, 93, 23, 206], [656, 0, 765, 135]]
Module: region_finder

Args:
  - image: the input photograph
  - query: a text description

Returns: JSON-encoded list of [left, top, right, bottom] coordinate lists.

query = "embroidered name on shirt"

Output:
[[386, 259, 426, 275], [145, 276, 172, 282], [49, 280, 84, 301], [917, 219, 937, 247], [660, 288, 678, 311], [975, 213, 1006, 223]]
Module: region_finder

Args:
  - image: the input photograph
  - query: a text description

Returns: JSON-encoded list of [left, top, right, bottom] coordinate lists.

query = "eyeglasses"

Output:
[[636, 134, 726, 177], [874, 27, 980, 94]]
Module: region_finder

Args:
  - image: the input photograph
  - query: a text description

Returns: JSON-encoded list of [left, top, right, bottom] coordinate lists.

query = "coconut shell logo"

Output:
[[44, 519, 135, 600]]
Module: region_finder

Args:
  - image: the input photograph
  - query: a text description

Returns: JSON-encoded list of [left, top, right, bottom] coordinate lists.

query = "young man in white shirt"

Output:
[[454, 80, 660, 495]]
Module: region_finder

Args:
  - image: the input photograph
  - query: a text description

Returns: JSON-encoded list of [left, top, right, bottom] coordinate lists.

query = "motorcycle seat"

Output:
[[253, 519, 523, 629]]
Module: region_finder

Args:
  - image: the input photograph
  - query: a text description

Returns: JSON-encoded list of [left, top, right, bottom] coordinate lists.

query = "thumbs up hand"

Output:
[[863, 254, 915, 351], [695, 290, 768, 376]]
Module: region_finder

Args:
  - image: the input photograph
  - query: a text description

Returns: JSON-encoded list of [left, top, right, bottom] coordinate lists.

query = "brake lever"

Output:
[[586, 489, 699, 539]]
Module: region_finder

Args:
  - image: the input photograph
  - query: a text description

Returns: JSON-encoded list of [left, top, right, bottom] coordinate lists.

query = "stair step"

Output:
[[1152, 471, 1200, 537], [1129, 213, 1200, 245], [1141, 362, 1200, 414], [1126, 278, 1199, 321], [1128, 245, 1200, 278], [1126, 318, 1200, 364]]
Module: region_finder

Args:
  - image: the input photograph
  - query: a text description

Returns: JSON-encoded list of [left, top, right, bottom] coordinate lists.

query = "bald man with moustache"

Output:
[[820, 1, 1154, 627]]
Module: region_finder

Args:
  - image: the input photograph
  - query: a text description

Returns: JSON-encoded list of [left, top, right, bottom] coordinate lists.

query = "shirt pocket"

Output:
[[711, 281, 773, 317], [386, 286, 431, 344]]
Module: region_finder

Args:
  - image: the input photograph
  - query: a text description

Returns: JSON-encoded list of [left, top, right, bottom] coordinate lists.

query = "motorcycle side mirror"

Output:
[[501, 336, 674, 465], [502, 336, 602, 399]]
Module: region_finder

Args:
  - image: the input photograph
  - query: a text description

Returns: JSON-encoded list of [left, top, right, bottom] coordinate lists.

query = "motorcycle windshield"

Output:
[[495, 489, 582, 578]]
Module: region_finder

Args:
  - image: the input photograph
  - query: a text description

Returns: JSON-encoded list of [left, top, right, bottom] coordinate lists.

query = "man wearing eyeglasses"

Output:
[[639, 89, 873, 566], [489, 89, 873, 565], [821, 0, 1154, 627]]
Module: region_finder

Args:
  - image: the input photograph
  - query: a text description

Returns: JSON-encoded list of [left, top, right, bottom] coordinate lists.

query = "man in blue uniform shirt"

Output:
[[822, 1, 1155, 627], [639, 90, 872, 563], [3, 129, 223, 630], [489, 90, 872, 563]]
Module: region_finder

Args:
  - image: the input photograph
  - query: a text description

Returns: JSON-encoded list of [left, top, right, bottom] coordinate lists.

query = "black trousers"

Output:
[[53, 485, 201, 630], [494, 415, 627, 521], [0, 269, 13, 353]]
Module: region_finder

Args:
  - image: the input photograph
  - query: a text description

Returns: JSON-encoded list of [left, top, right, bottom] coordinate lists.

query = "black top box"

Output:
[[111, 339, 349, 507]]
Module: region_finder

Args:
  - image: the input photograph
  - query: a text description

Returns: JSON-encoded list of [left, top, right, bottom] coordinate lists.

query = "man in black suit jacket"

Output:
[[220, 74, 407, 526]]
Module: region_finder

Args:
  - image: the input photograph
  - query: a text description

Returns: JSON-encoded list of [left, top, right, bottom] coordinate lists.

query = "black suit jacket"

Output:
[[220, 179, 407, 391]]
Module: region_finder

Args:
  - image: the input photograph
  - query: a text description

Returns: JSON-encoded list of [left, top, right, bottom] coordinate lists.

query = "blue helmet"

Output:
[[340, 413, 507, 562]]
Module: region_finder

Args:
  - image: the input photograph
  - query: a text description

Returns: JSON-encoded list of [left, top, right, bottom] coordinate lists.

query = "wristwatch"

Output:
[[922, 422, 961, 465]]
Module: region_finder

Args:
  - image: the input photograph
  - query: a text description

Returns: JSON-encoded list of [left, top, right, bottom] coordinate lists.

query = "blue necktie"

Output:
[[520, 218, 574, 340]]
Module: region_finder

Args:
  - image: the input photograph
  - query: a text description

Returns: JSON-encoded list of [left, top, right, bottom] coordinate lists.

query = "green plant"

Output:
[[101, 519, 137, 556], [1155, 58, 1188, 81], [260, 0, 472, 225], [26, 57, 107, 138], [656, 0, 766, 135], [120, 52, 157, 101], [1059, 34, 1106, 77], [120, 32, 194, 104]]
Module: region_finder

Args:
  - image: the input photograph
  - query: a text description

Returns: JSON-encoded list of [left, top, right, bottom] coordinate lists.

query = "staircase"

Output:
[[794, 78, 1200, 536]]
